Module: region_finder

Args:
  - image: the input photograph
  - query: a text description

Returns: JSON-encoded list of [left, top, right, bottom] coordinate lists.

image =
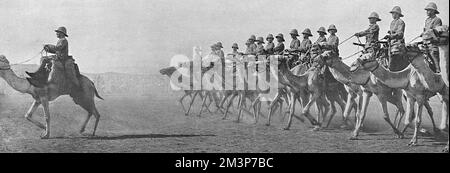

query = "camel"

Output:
[[0, 55, 103, 139], [349, 49, 448, 146], [274, 55, 330, 130], [317, 51, 407, 139]]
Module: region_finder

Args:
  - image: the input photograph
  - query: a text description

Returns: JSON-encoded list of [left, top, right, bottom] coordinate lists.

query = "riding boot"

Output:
[[430, 48, 441, 73]]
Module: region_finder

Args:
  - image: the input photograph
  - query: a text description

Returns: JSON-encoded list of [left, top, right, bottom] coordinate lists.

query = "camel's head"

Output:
[[316, 50, 339, 67], [349, 57, 378, 72], [405, 44, 424, 62], [159, 66, 177, 77], [0, 55, 11, 70]]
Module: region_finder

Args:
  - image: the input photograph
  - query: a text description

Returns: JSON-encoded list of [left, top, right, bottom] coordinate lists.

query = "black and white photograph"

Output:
[[0, 0, 448, 160]]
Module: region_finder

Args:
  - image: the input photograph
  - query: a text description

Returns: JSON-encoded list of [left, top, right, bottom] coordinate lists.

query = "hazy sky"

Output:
[[1, 0, 448, 74]]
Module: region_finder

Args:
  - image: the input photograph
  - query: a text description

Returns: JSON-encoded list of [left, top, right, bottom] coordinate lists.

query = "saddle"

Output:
[[26, 57, 81, 88]]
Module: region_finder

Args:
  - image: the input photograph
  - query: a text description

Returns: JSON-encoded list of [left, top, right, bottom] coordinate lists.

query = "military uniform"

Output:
[[273, 33, 285, 55], [355, 12, 381, 49], [44, 27, 80, 88], [315, 36, 327, 44], [326, 35, 339, 56], [387, 6, 408, 71], [423, 2, 443, 72], [245, 39, 257, 55]]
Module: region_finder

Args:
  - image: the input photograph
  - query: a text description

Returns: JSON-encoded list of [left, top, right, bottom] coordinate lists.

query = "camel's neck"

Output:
[[411, 54, 445, 91], [371, 64, 411, 89], [328, 60, 353, 84], [0, 69, 33, 94]]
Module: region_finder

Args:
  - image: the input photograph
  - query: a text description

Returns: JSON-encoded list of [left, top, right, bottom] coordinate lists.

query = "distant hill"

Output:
[[0, 64, 167, 96]]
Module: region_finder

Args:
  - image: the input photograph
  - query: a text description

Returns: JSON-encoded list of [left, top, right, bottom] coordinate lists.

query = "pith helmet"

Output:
[[290, 29, 299, 36], [390, 6, 404, 17], [249, 35, 256, 41], [368, 12, 381, 21], [266, 34, 274, 40], [232, 43, 239, 49], [328, 24, 337, 32], [425, 2, 439, 14], [302, 28, 313, 36], [275, 33, 285, 42], [317, 27, 327, 35], [54, 26, 68, 37], [256, 37, 265, 43], [216, 42, 223, 48]]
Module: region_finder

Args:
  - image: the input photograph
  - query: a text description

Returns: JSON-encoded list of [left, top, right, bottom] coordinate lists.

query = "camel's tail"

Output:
[[91, 81, 104, 100]]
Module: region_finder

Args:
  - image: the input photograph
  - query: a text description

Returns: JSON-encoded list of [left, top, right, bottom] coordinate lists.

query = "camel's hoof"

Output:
[[310, 126, 321, 132], [233, 120, 240, 123], [184, 113, 189, 116], [283, 127, 290, 131], [265, 123, 271, 126], [349, 136, 358, 140], [40, 132, 50, 139], [407, 141, 417, 147], [79, 129, 85, 134]]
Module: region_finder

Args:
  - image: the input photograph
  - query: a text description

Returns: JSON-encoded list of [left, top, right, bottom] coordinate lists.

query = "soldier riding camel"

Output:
[[26, 26, 80, 89]]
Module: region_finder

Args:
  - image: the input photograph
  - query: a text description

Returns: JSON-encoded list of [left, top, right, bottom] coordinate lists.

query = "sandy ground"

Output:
[[0, 83, 448, 153]]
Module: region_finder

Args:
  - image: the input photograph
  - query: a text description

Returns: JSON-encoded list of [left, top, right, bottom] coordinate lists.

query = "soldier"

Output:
[[245, 39, 256, 55], [246, 35, 258, 55], [384, 6, 407, 71], [255, 37, 266, 55], [216, 42, 225, 59], [231, 43, 242, 55], [322, 24, 340, 56], [287, 29, 301, 52], [316, 27, 327, 44], [354, 12, 381, 48], [265, 34, 275, 55], [41, 26, 80, 88], [423, 2, 443, 72], [273, 33, 285, 55], [299, 28, 313, 62]]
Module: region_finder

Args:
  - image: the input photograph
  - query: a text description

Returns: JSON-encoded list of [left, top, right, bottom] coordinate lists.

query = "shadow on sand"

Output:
[[53, 133, 216, 140]]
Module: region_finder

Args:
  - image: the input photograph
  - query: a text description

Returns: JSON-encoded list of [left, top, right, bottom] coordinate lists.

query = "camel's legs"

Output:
[[440, 100, 449, 131], [179, 93, 188, 114], [236, 93, 244, 123], [40, 97, 50, 139], [423, 101, 439, 133], [186, 91, 199, 116], [223, 93, 237, 120], [25, 100, 45, 130], [300, 92, 320, 129], [326, 95, 346, 128], [79, 113, 92, 134], [350, 92, 372, 140], [401, 95, 416, 135], [409, 102, 424, 146], [378, 96, 403, 138], [342, 93, 357, 128], [283, 92, 296, 130], [198, 91, 209, 117], [266, 93, 279, 126], [92, 108, 101, 136]]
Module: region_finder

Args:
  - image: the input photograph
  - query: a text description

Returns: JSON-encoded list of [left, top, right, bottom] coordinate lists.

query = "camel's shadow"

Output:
[[53, 133, 216, 140]]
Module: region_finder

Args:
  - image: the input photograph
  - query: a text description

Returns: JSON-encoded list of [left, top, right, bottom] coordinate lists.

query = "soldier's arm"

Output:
[[433, 18, 442, 28], [47, 39, 67, 52]]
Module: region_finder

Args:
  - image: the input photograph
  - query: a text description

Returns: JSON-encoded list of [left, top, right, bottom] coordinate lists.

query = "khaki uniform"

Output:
[[255, 44, 265, 55], [357, 24, 380, 47], [246, 43, 257, 55], [265, 42, 275, 55], [326, 35, 339, 56], [424, 16, 443, 72], [45, 37, 80, 88], [290, 39, 301, 50], [273, 42, 285, 55], [299, 38, 312, 62], [388, 18, 407, 71], [315, 36, 327, 44]]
